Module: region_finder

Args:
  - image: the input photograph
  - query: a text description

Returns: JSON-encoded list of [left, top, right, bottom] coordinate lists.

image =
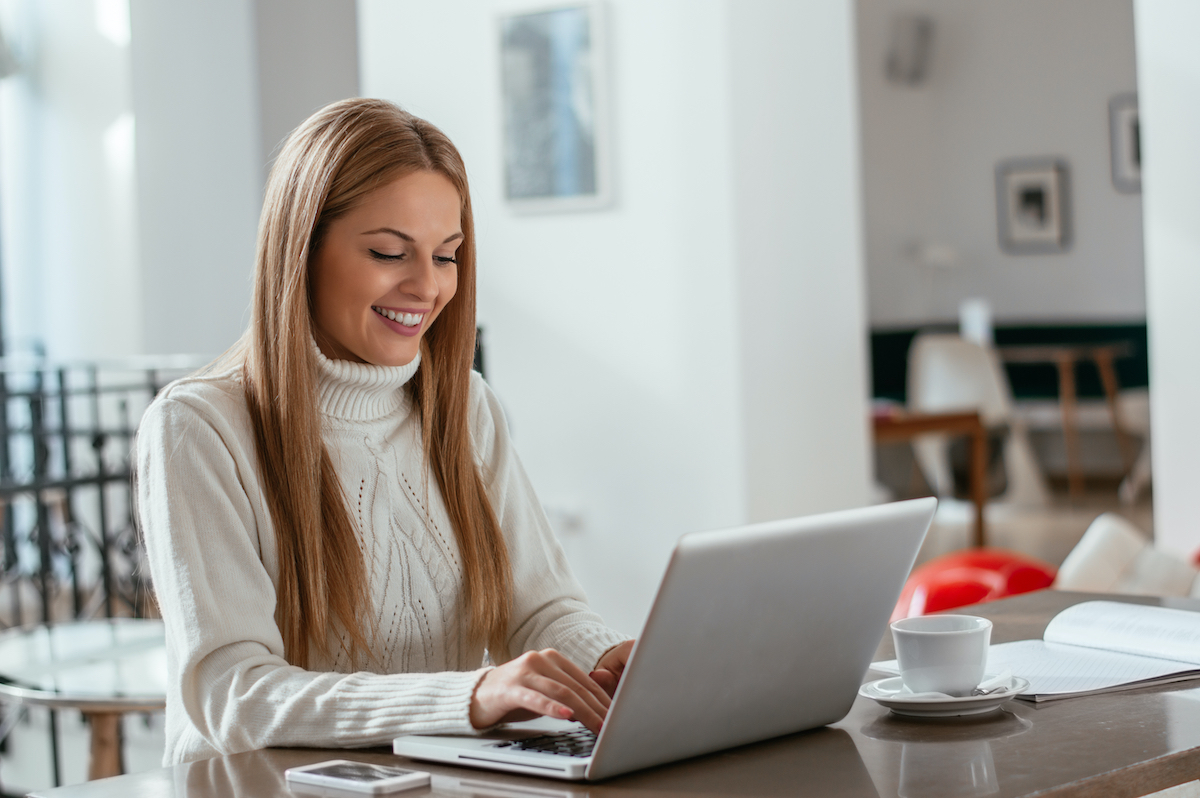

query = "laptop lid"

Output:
[[584, 497, 934, 779]]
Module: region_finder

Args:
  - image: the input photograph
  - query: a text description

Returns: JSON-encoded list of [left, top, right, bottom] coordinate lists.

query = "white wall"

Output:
[[360, 0, 870, 633], [729, 1, 872, 521], [858, 0, 1144, 327], [1134, 0, 1200, 557]]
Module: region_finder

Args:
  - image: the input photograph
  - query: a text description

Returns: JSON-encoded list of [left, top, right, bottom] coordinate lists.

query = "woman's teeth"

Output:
[[372, 307, 422, 327]]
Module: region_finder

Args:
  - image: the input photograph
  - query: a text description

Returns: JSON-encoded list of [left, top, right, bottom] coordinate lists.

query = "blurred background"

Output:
[[0, 0, 1198, 791]]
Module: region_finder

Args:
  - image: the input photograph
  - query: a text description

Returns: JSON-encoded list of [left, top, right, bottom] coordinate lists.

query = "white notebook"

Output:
[[873, 601, 1200, 701]]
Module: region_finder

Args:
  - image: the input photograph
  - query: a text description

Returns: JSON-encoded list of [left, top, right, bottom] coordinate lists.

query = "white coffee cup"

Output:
[[891, 614, 992, 696]]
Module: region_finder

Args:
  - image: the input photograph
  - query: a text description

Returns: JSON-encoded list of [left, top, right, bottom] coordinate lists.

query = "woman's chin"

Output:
[[363, 343, 421, 368]]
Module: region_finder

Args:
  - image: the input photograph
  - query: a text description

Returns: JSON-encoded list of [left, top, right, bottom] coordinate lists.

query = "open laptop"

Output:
[[394, 497, 936, 781]]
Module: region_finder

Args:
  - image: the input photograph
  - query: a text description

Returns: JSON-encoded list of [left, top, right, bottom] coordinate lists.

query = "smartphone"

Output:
[[285, 760, 430, 795]]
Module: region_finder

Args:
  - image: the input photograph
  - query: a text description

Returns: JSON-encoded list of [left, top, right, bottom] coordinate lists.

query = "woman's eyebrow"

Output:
[[362, 227, 463, 244]]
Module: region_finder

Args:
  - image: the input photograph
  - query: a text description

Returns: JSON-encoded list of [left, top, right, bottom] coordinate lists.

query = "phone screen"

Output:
[[299, 762, 419, 783]]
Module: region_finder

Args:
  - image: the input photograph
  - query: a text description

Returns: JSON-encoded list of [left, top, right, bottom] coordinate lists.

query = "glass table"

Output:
[[0, 618, 166, 781]]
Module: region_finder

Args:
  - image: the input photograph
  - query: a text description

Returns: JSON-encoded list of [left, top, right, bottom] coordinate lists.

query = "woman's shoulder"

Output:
[[141, 366, 253, 440]]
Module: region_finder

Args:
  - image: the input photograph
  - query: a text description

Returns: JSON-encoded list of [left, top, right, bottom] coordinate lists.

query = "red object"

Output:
[[892, 549, 1058, 621]]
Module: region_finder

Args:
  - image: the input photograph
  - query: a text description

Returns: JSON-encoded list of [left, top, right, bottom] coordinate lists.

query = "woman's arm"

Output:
[[139, 384, 487, 762]]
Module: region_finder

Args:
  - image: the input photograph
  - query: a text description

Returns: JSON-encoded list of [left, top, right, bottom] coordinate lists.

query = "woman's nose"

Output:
[[401, 256, 438, 301]]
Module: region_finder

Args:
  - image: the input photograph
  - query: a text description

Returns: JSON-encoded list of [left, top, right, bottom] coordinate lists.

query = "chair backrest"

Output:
[[907, 333, 1013, 425]]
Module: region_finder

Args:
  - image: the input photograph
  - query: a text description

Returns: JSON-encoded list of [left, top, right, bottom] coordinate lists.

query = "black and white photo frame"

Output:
[[498, 2, 613, 213], [995, 157, 1072, 255], [1109, 93, 1141, 194]]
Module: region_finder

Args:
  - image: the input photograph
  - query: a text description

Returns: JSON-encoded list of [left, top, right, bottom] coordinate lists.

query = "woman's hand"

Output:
[[470, 649, 614, 733], [589, 640, 635, 697]]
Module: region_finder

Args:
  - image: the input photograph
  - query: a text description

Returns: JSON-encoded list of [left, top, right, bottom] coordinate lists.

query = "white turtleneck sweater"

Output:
[[137, 351, 628, 765]]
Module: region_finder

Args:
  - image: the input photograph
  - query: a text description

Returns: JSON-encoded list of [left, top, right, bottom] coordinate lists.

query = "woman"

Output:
[[137, 98, 633, 765]]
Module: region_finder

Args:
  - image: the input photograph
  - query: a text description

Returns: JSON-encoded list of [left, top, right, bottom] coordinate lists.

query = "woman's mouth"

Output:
[[372, 306, 424, 328]]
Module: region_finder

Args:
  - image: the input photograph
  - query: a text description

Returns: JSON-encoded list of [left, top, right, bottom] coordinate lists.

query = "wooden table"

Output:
[[0, 619, 167, 782], [998, 343, 1137, 499], [36, 590, 1200, 798], [874, 410, 988, 547]]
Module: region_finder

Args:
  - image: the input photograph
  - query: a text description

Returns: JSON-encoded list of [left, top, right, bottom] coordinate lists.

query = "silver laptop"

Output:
[[394, 497, 936, 781]]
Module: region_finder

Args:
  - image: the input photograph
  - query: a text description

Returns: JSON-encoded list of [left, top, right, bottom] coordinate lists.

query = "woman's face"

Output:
[[310, 170, 462, 367]]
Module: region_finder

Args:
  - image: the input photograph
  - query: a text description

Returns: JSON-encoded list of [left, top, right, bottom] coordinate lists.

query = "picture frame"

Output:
[[1109, 93, 1141, 194], [994, 157, 1071, 255], [498, 2, 613, 213]]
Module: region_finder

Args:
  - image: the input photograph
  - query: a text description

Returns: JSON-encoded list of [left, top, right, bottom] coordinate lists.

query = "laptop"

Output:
[[394, 497, 936, 781]]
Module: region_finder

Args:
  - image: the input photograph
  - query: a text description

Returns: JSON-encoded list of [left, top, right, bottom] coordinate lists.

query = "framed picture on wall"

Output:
[[994, 157, 1072, 255], [498, 2, 613, 213], [1109, 93, 1141, 194]]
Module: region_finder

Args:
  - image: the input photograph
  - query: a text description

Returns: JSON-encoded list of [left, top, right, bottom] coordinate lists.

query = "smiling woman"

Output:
[[134, 99, 632, 766]]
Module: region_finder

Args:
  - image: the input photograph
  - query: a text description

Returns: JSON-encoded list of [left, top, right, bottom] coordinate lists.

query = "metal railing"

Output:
[[0, 355, 206, 792], [0, 355, 207, 629]]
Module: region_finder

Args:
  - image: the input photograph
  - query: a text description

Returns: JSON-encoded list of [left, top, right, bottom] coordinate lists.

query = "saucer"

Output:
[[859, 675, 1030, 718]]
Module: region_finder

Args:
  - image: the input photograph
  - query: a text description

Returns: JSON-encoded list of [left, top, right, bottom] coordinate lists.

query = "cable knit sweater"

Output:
[[137, 350, 628, 765]]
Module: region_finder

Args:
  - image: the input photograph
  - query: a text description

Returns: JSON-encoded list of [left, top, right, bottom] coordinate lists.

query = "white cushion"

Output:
[[1055, 513, 1197, 596]]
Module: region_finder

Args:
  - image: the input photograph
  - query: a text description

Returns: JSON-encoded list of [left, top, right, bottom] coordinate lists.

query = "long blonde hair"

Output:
[[243, 98, 511, 668]]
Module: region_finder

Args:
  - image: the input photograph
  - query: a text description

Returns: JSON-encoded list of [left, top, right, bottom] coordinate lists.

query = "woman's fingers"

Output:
[[469, 649, 613, 733], [522, 680, 602, 731], [520, 652, 608, 730], [589, 669, 619, 697], [590, 640, 635, 698], [533, 650, 611, 713], [596, 640, 634, 679], [510, 685, 573, 722]]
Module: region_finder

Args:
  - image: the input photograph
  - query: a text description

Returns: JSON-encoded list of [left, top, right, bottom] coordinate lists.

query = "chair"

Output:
[[1055, 513, 1199, 596], [907, 333, 1050, 507], [892, 549, 1057, 620], [1116, 388, 1152, 505]]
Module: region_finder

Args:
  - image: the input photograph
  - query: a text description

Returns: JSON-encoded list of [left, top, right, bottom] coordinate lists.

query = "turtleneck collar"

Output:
[[313, 343, 421, 421]]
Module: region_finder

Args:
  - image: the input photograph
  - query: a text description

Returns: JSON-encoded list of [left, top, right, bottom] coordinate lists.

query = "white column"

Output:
[[130, 0, 262, 356], [253, 0, 360, 176], [1134, 0, 1200, 556], [727, 0, 873, 521]]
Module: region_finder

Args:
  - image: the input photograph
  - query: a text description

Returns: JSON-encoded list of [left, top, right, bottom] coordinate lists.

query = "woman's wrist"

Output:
[[468, 666, 496, 730]]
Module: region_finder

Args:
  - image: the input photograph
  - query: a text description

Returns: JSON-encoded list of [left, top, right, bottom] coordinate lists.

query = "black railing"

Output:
[[0, 356, 204, 792], [0, 356, 205, 629]]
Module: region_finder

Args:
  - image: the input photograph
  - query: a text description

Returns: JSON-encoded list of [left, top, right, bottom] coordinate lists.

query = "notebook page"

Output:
[[1045, 601, 1200, 666], [984, 639, 1200, 695]]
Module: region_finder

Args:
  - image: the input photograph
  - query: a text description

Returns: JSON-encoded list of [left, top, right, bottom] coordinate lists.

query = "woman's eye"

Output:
[[369, 249, 404, 262], [434, 256, 458, 266]]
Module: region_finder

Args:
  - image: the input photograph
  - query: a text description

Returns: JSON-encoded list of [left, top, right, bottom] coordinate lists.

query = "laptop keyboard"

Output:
[[490, 728, 597, 758]]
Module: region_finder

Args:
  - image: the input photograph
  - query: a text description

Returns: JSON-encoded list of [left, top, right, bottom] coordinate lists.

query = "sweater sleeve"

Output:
[[468, 374, 631, 669], [138, 386, 488, 763]]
